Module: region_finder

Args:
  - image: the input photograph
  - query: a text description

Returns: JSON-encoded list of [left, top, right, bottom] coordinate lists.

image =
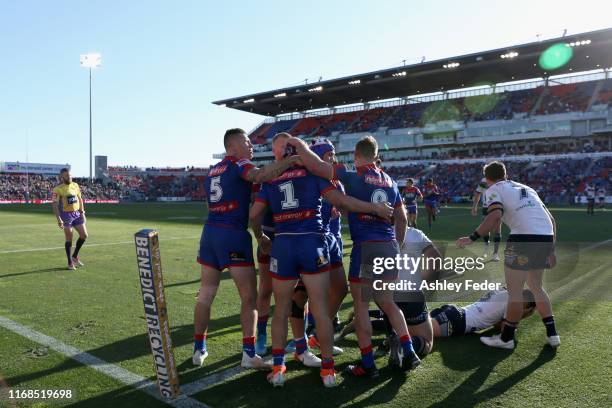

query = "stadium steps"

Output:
[[587, 80, 605, 111], [530, 87, 548, 116]]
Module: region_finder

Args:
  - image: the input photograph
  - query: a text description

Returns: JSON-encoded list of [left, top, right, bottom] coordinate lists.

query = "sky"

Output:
[[1, 0, 611, 176]]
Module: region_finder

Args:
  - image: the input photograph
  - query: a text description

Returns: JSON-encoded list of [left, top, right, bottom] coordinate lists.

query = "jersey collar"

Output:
[[356, 163, 378, 176]]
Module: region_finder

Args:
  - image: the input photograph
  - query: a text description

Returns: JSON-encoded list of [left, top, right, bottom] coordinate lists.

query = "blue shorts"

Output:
[[326, 234, 343, 269], [406, 205, 417, 214], [269, 234, 330, 280], [197, 224, 254, 271], [60, 211, 84, 227], [349, 240, 400, 283], [424, 199, 437, 209]]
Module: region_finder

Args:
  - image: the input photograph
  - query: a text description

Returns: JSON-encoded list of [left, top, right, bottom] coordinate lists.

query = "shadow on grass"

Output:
[[430, 345, 556, 407], [0, 267, 67, 279]]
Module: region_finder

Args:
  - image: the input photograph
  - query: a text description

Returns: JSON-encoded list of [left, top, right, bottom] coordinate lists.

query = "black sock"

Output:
[[493, 234, 501, 253], [542, 316, 557, 337], [483, 235, 490, 245], [73, 238, 86, 258], [500, 321, 517, 342], [65, 241, 72, 263], [411, 336, 426, 357]]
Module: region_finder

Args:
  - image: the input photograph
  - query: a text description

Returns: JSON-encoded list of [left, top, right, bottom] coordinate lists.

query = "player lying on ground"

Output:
[[250, 132, 394, 388], [472, 177, 501, 261], [430, 288, 536, 338], [52, 168, 88, 270], [456, 161, 560, 350], [403, 178, 422, 228], [287, 135, 422, 378], [337, 225, 444, 361], [193, 128, 302, 369]]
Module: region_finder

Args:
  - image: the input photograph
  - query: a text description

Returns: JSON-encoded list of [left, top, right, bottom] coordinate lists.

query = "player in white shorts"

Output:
[[596, 186, 606, 210], [430, 289, 536, 337], [585, 183, 595, 215], [472, 177, 501, 261], [456, 161, 560, 350]]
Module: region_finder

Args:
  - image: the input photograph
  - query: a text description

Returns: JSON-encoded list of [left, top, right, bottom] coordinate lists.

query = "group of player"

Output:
[[49, 128, 562, 389], [189, 128, 561, 388], [584, 183, 607, 215]]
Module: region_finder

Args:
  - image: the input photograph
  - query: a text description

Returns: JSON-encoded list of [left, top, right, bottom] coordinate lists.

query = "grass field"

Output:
[[0, 203, 610, 408]]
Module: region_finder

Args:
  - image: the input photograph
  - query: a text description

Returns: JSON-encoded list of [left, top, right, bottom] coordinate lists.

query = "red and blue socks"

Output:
[[272, 348, 285, 368], [257, 314, 269, 338], [295, 337, 307, 355], [243, 336, 256, 357], [400, 334, 415, 355], [360, 345, 375, 368], [194, 333, 207, 352]]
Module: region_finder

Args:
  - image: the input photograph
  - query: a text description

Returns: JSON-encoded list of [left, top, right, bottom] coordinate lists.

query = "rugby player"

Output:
[[423, 178, 439, 229], [254, 195, 274, 356], [585, 183, 595, 215], [430, 288, 536, 338], [403, 178, 422, 228], [339, 225, 442, 360], [193, 128, 300, 369], [52, 168, 88, 270], [472, 177, 501, 261], [456, 161, 559, 349], [596, 185, 606, 210], [249, 132, 394, 387], [286, 135, 422, 377]]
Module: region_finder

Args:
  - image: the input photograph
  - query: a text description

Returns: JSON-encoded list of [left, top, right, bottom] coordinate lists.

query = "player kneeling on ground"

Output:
[[456, 161, 560, 350], [430, 288, 536, 338]]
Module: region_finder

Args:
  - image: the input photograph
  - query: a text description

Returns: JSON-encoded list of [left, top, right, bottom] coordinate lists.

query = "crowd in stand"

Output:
[[0, 174, 124, 201], [248, 78, 612, 143]]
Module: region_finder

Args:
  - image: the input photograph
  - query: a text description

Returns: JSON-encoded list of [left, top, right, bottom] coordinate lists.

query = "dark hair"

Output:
[[60, 168, 69, 174], [223, 128, 246, 149], [355, 136, 378, 160], [484, 161, 507, 182], [427, 178, 433, 183], [407, 178, 414, 184], [522, 289, 536, 309]]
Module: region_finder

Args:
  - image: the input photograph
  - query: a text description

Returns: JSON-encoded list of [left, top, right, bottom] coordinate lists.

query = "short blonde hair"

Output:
[[355, 135, 378, 160]]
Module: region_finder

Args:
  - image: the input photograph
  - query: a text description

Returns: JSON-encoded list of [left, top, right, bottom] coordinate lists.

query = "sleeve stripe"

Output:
[[254, 197, 267, 204], [487, 201, 503, 208], [320, 185, 336, 196]]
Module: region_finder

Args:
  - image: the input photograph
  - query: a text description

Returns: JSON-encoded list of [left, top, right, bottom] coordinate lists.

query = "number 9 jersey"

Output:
[[333, 163, 403, 243]]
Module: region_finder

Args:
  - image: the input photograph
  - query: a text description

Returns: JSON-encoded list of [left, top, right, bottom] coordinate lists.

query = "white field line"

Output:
[[0, 236, 200, 254], [0, 316, 208, 408]]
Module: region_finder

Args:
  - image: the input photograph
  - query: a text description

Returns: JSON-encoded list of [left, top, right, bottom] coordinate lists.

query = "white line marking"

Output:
[[181, 366, 245, 395], [0, 316, 208, 407], [0, 236, 200, 254]]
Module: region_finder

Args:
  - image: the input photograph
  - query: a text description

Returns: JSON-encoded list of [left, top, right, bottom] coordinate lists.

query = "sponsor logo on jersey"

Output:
[[209, 164, 228, 176], [364, 174, 392, 187], [209, 200, 239, 212], [270, 168, 307, 182], [273, 209, 315, 223]]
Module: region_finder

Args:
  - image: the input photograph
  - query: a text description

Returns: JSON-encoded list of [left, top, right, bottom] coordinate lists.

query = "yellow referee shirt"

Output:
[[52, 182, 82, 212]]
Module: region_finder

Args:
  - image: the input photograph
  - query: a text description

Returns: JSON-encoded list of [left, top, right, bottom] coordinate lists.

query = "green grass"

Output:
[[0, 203, 610, 407]]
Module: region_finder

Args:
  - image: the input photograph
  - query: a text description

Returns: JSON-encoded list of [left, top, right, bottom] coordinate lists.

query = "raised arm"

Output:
[[286, 137, 334, 180], [245, 156, 300, 184], [323, 189, 393, 220]]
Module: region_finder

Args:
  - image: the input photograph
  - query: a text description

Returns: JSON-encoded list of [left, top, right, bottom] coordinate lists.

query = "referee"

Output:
[[52, 168, 88, 270], [456, 161, 559, 350]]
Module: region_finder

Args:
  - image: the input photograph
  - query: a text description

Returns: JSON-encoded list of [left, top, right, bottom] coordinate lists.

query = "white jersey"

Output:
[[463, 290, 508, 333], [585, 186, 596, 199], [475, 178, 488, 207], [398, 228, 432, 286], [484, 180, 553, 235], [597, 188, 605, 199]]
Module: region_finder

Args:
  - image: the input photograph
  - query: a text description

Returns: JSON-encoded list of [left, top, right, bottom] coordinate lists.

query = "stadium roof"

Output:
[[213, 27, 612, 116]]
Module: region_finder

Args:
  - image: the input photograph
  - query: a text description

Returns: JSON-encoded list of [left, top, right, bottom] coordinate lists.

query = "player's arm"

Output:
[[394, 203, 408, 245], [456, 204, 502, 248], [77, 186, 86, 219], [471, 191, 481, 216], [245, 156, 299, 184], [421, 244, 444, 281], [51, 189, 63, 229], [323, 189, 393, 220], [286, 137, 334, 180], [249, 200, 271, 254], [417, 187, 423, 201]]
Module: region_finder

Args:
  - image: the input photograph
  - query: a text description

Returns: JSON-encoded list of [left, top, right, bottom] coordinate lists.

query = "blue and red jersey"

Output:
[[423, 184, 440, 201], [321, 180, 344, 235], [256, 166, 335, 234], [205, 156, 255, 230], [333, 163, 402, 243], [403, 185, 422, 206]]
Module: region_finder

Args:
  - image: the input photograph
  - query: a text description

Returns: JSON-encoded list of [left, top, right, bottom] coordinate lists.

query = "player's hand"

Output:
[[373, 202, 394, 220], [471, 207, 477, 216], [57, 219, 64, 229], [456, 236, 473, 248], [257, 234, 271, 255], [547, 252, 557, 269]]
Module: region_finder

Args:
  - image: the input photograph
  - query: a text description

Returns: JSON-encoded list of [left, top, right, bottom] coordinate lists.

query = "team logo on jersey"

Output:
[[517, 255, 529, 266], [316, 247, 329, 267], [209, 165, 228, 176]]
